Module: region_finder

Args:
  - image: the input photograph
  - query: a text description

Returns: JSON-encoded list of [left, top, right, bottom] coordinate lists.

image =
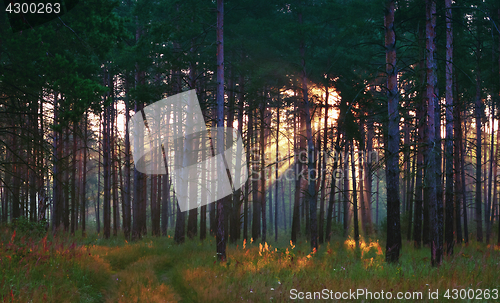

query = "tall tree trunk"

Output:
[[407, 149, 416, 241], [497, 7, 500, 246], [325, 136, 340, 242], [298, 10, 318, 252], [81, 112, 88, 237], [132, 16, 147, 241], [364, 119, 374, 235], [187, 69, 199, 240], [173, 81, 185, 244], [291, 102, 302, 244], [232, 75, 244, 243], [343, 140, 349, 238], [319, 85, 329, 243], [216, 0, 226, 261], [103, 67, 111, 239], [461, 104, 469, 243], [385, 0, 401, 263], [52, 94, 62, 233], [132, 92, 145, 240], [260, 102, 267, 243], [96, 112, 102, 234], [29, 99, 38, 222], [123, 78, 131, 240], [486, 97, 495, 243], [275, 105, 280, 242], [240, 75, 249, 241], [474, 53, 483, 243], [209, 108, 217, 236], [63, 127, 70, 231], [375, 172, 379, 226], [351, 140, 359, 242], [425, 0, 442, 265], [162, 146, 170, 237], [444, 0, 454, 255], [453, 82, 463, 244], [251, 108, 261, 241], [111, 91, 119, 237], [71, 121, 78, 235]]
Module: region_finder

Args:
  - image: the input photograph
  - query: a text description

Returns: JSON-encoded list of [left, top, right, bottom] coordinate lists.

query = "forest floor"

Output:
[[1, 226, 500, 302]]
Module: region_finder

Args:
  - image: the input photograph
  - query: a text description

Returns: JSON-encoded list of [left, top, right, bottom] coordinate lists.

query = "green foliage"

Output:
[[0, 228, 111, 302], [11, 217, 48, 238], [2, 230, 500, 302]]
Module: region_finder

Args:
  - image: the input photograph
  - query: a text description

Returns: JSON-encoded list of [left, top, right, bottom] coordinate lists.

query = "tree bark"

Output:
[[453, 81, 463, 244], [385, 0, 401, 263], [444, 0, 454, 255], [298, 10, 318, 252], [81, 112, 88, 237], [351, 140, 359, 242], [70, 121, 78, 235], [425, 0, 442, 265], [123, 77, 131, 240], [216, 0, 226, 261], [474, 54, 483, 243]]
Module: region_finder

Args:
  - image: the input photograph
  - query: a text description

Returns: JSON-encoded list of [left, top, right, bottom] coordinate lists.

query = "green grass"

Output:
[[1, 226, 499, 302]]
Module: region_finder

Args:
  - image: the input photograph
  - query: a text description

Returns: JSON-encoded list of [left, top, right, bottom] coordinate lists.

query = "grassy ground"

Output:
[[1, 226, 499, 302]]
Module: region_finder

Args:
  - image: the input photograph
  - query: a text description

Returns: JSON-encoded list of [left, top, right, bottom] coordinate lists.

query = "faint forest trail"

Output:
[[92, 241, 198, 302]]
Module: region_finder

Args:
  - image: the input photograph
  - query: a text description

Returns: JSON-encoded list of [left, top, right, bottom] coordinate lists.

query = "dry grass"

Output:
[[1, 227, 499, 302]]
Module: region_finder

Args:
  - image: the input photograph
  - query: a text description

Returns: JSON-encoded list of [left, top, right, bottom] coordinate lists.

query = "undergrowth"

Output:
[[1, 226, 499, 302]]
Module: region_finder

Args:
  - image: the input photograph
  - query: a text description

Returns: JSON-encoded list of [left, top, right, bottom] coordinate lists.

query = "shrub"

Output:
[[11, 216, 48, 237]]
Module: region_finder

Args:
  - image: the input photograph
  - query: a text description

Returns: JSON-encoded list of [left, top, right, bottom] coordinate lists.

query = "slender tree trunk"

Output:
[[385, 0, 401, 263], [453, 83, 463, 244], [111, 92, 119, 237], [291, 103, 302, 244], [407, 150, 416, 241], [364, 119, 374, 235], [376, 172, 379, 226], [63, 127, 70, 231], [96, 112, 102, 234], [461, 106, 469, 243], [486, 101, 495, 244], [251, 108, 261, 240], [199, 104, 206, 240], [351, 140, 359, 242], [209, 109, 217, 236], [123, 78, 131, 240], [80, 112, 88, 236], [444, 0, 454, 255], [70, 121, 78, 235], [425, 0, 442, 265], [52, 94, 61, 233], [319, 86, 329, 243], [260, 102, 267, 243], [325, 129, 341, 242], [343, 141, 349, 238], [497, 8, 500, 246], [132, 95, 145, 240], [173, 85, 185, 244], [275, 105, 280, 242], [475, 55, 483, 243], [497, 7, 500, 247], [298, 10, 318, 251], [162, 148, 170, 237], [216, 0, 226, 261], [103, 68, 111, 239]]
